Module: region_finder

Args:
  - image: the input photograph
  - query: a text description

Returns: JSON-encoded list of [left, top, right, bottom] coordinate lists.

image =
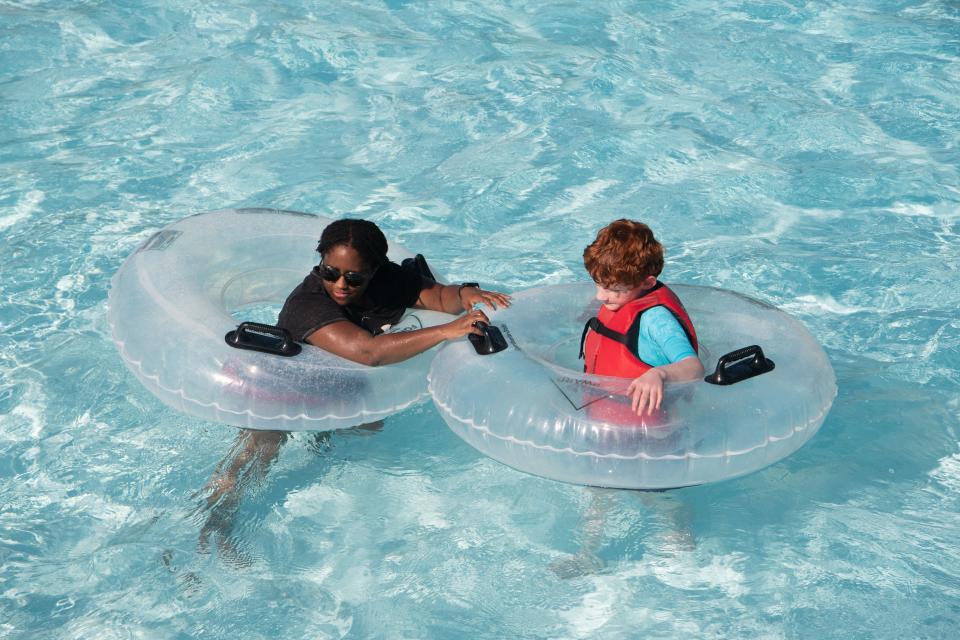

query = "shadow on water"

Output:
[[547, 350, 959, 580], [186, 421, 383, 567], [168, 351, 957, 592], [549, 487, 695, 579]]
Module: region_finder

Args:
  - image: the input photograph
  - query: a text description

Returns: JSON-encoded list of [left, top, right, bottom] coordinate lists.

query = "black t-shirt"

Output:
[[277, 260, 424, 341]]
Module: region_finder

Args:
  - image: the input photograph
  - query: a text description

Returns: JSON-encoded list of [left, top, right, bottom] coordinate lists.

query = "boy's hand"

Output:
[[627, 368, 667, 416]]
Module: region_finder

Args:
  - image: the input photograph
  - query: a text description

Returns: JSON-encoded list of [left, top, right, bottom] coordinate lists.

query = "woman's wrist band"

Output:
[[458, 282, 479, 304]]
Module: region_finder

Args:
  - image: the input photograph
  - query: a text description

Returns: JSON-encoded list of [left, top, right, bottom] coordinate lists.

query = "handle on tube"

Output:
[[704, 344, 774, 386], [468, 321, 508, 355], [225, 322, 302, 357]]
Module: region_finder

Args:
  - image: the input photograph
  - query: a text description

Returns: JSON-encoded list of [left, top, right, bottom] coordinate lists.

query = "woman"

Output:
[[199, 219, 509, 556], [278, 218, 510, 362]]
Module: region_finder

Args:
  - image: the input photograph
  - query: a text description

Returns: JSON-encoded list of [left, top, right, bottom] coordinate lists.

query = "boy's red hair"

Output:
[[583, 219, 664, 287]]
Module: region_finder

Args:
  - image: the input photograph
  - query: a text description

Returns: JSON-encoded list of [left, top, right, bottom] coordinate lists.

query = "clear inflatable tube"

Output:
[[108, 208, 454, 431], [428, 283, 836, 489]]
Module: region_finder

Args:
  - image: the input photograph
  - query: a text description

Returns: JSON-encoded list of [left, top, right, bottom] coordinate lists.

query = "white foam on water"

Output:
[[0, 372, 49, 442], [381, 474, 453, 530], [889, 201, 960, 220], [57, 18, 118, 54], [282, 481, 353, 520], [647, 551, 749, 598], [547, 179, 619, 218], [347, 127, 406, 165], [814, 62, 859, 95], [559, 575, 621, 637], [0, 190, 44, 233], [781, 294, 874, 316], [190, 5, 260, 42], [62, 493, 135, 531], [558, 548, 748, 637], [930, 452, 960, 494]]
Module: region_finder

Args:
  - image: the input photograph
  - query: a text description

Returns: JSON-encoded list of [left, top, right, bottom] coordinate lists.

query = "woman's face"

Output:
[[319, 244, 375, 306]]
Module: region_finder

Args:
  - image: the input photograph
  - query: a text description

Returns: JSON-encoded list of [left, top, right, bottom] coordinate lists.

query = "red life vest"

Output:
[[580, 282, 699, 379]]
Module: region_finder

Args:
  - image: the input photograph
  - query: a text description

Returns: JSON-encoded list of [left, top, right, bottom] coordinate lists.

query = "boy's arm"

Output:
[[655, 356, 704, 381], [628, 356, 704, 416], [628, 309, 704, 415]]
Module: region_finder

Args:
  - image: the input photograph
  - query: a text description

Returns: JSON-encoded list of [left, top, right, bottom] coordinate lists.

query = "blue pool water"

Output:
[[2, 0, 959, 637]]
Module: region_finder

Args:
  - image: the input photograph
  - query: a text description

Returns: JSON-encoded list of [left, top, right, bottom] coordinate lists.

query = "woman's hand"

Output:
[[444, 308, 490, 339], [460, 286, 511, 311], [627, 368, 667, 416], [415, 282, 510, 315]]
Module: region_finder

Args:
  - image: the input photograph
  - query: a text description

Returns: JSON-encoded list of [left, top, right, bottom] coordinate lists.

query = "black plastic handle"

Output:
[[225, 322, 302, 357], [704, 344, 774, 386], [468, 321, 508, 355]]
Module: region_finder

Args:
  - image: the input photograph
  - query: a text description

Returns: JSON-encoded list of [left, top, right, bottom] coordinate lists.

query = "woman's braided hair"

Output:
[[317, 219, 389, 270]]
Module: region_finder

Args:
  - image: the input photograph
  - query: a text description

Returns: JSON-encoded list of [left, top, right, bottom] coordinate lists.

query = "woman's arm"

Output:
[[305, 308, 491, 367], [415, 281, 511, 314]]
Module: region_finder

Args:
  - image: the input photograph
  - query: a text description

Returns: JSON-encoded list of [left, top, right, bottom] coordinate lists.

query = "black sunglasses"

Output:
[[319, 263, 374, 288]]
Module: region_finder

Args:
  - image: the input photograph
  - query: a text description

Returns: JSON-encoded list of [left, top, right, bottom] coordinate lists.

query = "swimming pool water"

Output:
[[2, 1, 958, 637]]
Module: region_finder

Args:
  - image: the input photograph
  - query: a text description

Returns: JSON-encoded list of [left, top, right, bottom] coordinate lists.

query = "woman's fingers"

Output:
[[485, 291, 511, 308], [464, 288, 512, 310], [467, 309, 489, 334]]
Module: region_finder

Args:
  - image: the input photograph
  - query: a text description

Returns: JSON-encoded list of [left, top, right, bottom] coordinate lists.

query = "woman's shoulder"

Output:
[[366, 260, 424, 309], [375, 260, 405, 279], [372, 259, 423, 290]]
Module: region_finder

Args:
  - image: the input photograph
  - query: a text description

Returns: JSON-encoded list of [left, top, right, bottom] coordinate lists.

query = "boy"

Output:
[[580, 219, 704, 417]]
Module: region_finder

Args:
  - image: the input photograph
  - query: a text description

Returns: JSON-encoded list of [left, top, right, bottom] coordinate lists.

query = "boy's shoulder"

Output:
[[639, 305, 683, 328], [637, 306, 687, 345]]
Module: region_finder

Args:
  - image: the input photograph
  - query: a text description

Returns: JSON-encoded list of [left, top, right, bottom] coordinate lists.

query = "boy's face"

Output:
[[594, 275, 657, 311]]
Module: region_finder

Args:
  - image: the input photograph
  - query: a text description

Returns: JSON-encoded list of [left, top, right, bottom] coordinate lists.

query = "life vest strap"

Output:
[[579, 317, 631, 360]]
